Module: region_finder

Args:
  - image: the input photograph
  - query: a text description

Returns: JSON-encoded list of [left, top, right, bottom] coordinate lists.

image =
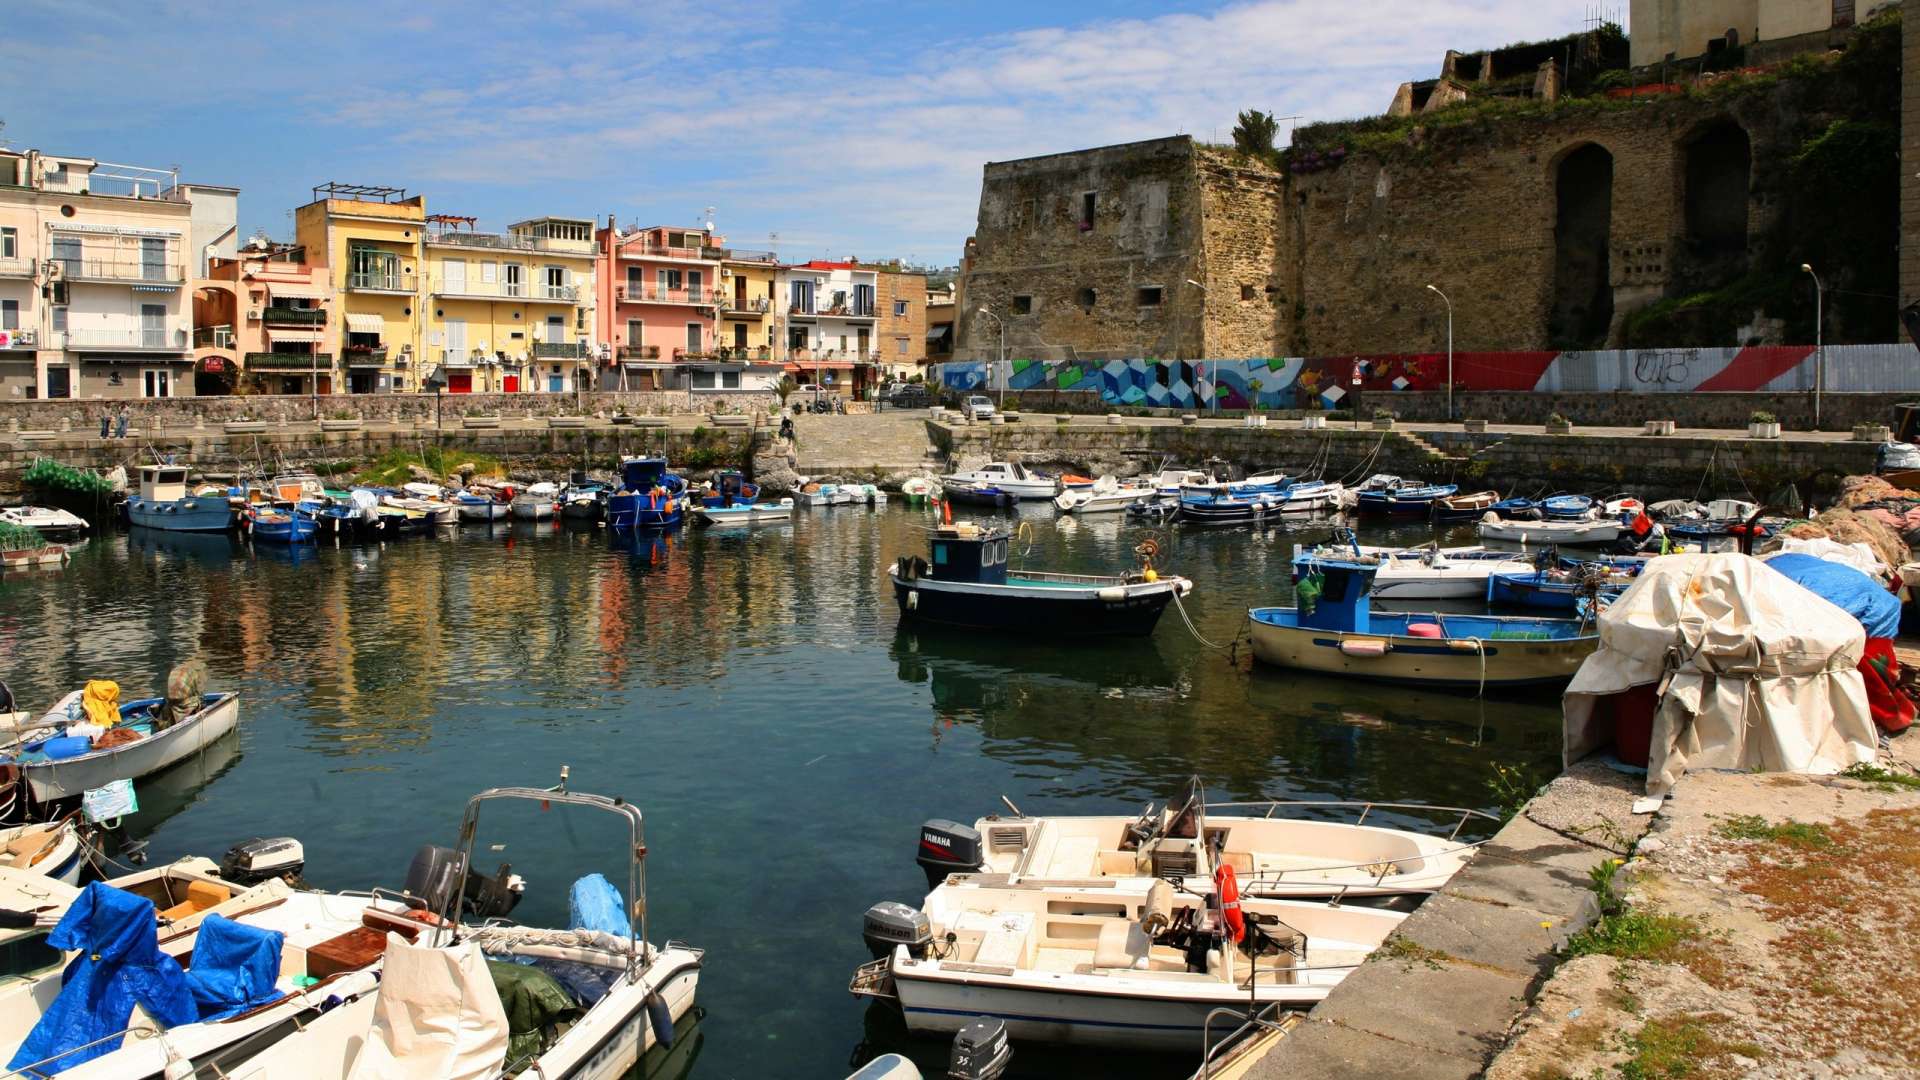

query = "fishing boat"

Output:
[[692, 498, 795, 527], [1541, 494, 1595, 520], [1294, 541, 1533, 600], [854, 873, 1404, 1051], [0, 544, 69, 572], [1355, 480, 1458, 516], [1176, 484, 1285, 524], [1249, 556, 1598, 690], [146, 775, 704, 1080], [939, 462, 1059, 501], [1430, 490, 1500, 524], [0, 506, 88, 540], [914, 777, 1488, 898], [559, 472, 612, 522], [900, 476, 940, 507], [385, 485, 457, 527], [696, 470, 761, 511], [1150, 468, 1218, 496], [1486, 564, 1633, 612], [606, 458, 685, 530], [1486, 496, 1542, 520], [243, 504, 317, 544], [454, 488, 512, 522], [938, 479, 1017, 507], [0, 819, 87, 884], [891, 522, 1191, 637], [1056, 476, 1158, 514], [511, 481, 560, 521], [11, 672, 242, 803], [268, 472, 326, 506], [127, 465, 233, 532], [1475, 515, 1623, 546], [1272, 480, 1345, 513]]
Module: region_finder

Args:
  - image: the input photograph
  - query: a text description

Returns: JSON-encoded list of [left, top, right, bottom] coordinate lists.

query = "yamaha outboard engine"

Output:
[[916, 819, 983, 888], [947, 1017, 1012, 1079], [862, 901, 932, 960], [405, 844, 525, 920]]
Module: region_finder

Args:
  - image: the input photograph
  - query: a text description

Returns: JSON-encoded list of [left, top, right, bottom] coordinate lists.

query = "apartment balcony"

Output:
[[426, 231, 593, 256], [617, 345, 662, 361], [433, 280, 582, 304], [532, 341, 590, 360], [617, 242, 709, 262], [615, 284, 719, 306], [345, 272, 412, 294], [261, 305, 326, 325], [58, 328, 190, 352], [721, 296, 772, 317], [246, 351, 333, 371], [0, 257, 34, 278], [344, 346, 391, 369], [60, 259, 186, 286], [716, 247, 779, 264], [715, 345, 773, 362], [193, 324, 236, 349]]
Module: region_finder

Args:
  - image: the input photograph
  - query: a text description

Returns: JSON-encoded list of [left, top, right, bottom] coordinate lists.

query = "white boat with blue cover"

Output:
[[1251, 556, 1598, 690], [13, 681, 241, 803], [127, 465, 232, 533]]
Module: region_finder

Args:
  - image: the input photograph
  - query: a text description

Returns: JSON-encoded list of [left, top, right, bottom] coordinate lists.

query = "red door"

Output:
[[503, 374, 520, 393], [448, 372, 473, 393]]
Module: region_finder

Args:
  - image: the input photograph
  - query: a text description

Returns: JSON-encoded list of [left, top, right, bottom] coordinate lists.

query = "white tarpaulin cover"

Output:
[[345, 933, 508, 1080], [1564, 553, 1876, 796]]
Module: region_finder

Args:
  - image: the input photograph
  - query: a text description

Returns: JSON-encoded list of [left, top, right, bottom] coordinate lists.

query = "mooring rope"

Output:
[[1170, 586, 1244, 653]]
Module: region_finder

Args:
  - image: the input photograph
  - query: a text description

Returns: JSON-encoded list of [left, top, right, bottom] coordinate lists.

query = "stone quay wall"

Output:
[[0, 391, 782, 433]]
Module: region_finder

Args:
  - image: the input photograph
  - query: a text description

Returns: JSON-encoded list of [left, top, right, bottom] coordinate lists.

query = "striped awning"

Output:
[[266, 280, 325, 300], [344, 313, 385, 334], [267, 328, 323, 344]]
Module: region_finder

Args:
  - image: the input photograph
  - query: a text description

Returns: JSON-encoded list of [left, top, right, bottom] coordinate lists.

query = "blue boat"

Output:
[[1487, 497, 1541, 520], [606, 457, 685, 530], [1356, 482, 1459, 516], [245, 504, 317, 544], [1486, 569, 1628, 612], [126, 464, 233, 532], [1249, 556, 1598, 690], [1541, 494, 1595, 520], [697, 470, 761, 509]]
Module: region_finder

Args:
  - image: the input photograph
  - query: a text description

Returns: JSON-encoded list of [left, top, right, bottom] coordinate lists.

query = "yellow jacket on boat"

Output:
[[81, 680, 120, 727]]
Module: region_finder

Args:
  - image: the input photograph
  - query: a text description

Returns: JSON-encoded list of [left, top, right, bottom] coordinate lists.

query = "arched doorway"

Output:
[[1683, 121, 1751, 257], [1550, 143, 1614, 348]]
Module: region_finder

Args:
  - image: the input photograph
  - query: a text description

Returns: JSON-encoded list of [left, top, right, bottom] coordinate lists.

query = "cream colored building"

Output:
[[423, 216, 597, 393], [0, 149, 198, 399], [1629, 0, 1858, 66]]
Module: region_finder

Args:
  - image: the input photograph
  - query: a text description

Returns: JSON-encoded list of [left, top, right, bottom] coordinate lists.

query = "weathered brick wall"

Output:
[[0, 391, 777, 431], [957, 136, 1204, 363], [1194, 149, 1290, 358], [1905, 0, 1920, 324], [874, 270, 928, 370]]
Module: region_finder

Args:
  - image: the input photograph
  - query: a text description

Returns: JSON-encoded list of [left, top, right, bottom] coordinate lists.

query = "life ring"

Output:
[[1214, 863, 1244, 943]]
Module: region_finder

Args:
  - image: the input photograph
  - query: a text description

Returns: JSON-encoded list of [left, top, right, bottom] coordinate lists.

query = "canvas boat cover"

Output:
[[1564, 553, 1876, 796], [345, 933, 508, 1080]]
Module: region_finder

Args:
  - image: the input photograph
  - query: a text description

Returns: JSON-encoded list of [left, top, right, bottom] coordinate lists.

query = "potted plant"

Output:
[[462, 407, 501, 429], [1545, 413, 1573, 435], [1463, 418, 1487, 433], [1371, 407, 1396, 431], [1747, 410, 1780, 439], [319, 408, 362, 432], [611, 403, 635, 426]]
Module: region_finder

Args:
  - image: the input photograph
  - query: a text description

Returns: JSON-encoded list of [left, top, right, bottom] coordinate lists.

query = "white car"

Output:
[[962, 395, 995, 420]]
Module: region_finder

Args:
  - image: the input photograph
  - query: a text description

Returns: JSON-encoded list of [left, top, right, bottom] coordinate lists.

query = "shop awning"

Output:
[[344, 313, 385, 335], [265, 281, 325, 300], [267, 328, 323, 344]]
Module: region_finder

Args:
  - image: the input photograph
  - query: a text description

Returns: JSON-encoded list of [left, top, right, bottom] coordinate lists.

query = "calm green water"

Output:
[[0, 507, 1562, 1079]]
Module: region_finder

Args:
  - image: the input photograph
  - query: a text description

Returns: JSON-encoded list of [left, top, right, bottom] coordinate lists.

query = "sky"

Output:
[[0, 1, 1618, 265]]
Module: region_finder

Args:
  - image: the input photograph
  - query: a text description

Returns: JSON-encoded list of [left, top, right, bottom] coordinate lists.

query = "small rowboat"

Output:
[[692, 499, 795, 527], [15, 691, 242, 803], [1476, 516, 1623, 546], [0, 546, 70, 572], [1431, 490, 1500, 523]]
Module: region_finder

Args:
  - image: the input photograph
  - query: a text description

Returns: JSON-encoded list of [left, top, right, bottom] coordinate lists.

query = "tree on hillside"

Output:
[[1232, 110, 1279, 162]]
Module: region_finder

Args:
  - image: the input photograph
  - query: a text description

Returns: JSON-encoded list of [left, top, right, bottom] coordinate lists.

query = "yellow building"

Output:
[[291, 182, 426, 394], [423, 215, 597, 394], [717, 249, 780, 362]]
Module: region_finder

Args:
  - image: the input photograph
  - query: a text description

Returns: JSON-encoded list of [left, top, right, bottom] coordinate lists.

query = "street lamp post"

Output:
[[1184, 280, 1212, 415], [976, 306, 1006, 409], [1801, 264, 1824, 430], [1425, 284, 1453, 422]]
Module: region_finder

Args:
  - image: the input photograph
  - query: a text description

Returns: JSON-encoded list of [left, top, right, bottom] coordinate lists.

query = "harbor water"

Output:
[[0, 506, 1564, 1079]]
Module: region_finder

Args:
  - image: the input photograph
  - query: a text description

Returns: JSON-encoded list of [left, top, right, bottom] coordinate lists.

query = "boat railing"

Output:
[[1195, 1002, 1298, 1079], [1205, 799, 1502, 886], [1, 1023, 168, 1076], [1010, 570, 1129, 585]]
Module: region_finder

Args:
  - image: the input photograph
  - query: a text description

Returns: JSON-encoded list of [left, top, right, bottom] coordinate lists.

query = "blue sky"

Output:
[[1, 1, 1609, 264]]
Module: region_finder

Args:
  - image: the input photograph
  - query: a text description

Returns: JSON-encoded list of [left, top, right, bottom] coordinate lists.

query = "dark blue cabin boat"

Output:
[[699, 470, 761, 508], [1356, 482, 1458, 516], [890, 522, 1191, 637], [606, 457, 685, 530]]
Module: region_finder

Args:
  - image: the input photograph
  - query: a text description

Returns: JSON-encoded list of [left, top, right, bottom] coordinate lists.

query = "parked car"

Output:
[[962, 394, 996, 420], [888, 385, 930, 408]]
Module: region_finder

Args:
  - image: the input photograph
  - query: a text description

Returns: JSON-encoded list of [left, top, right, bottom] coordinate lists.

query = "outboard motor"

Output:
[[404, 844, 525, 919], [916, 819, 983, 888], [219, 837, 306, 886], [863, 901, 932, 960], [947, 1017, 1012, 1079]]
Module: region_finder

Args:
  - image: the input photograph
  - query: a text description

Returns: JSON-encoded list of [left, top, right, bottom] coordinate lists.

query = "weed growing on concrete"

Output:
[[1837, 762, 1920, 791], [1376, 936, 1451, 970], [1617, 1014, 1761, 1080], [1715, 815, 1833, 850], [1489, 762, 1544, 822]]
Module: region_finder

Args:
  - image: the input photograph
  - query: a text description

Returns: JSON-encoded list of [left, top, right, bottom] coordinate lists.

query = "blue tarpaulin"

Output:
[[1764, 554, 1902, 639], [9, 883, 195, 1076], [184, 913, 285, 1021], [568, 874, 628, 937]]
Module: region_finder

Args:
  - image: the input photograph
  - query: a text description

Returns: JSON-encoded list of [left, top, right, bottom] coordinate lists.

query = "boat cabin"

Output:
[[138, 464, 190, 502], [924, 524, 1012, 585], [1292, 558, 1382, 633], [620, 457, 670, 492], [703, 470, 758, 507]]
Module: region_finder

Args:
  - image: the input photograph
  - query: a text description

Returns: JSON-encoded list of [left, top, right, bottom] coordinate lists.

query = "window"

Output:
[[504, 263, 524, 297], [790, 280, 814, 313], [625, 319, 643, 349], [722, 371, 741, 389], [349, 246, 401, 290], [51, 305, 66, 331], [0, 227, 13, 259], [686, 323, 702, 353], [442, 258, 466, 292], [480, 261, 497, 284], [853, 283, 875, 316], [658, 268, 683, 293], [896, 337, 908, 356], [686, 270, 703, 301], [1076, 287, 1096, 311], [1241, 284, 1256, 301], [1080, 191, 1097, 228], [0, 300, 15, 330], [1137, 286, 1163, 306], [893, 299, 908, 317], [545, 265, 567, 299], [143, 369, 170, 398], [1012, 295, 1033, 315], [52, 236, 80, 277]]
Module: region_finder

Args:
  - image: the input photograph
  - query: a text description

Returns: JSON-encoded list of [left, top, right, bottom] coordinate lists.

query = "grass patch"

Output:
[[1715, 815, 1833, 850], [1618, 1014, 1761, 1080], [1489, 762, 1544, 822], [1838, 762, 1920, 791], [1377, 936, 1451, 970], [353, 448, 504, 487], [1564, 909, 1700, 964]]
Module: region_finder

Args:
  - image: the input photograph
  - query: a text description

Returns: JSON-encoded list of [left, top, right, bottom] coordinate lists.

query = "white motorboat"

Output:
[[1151, 468, 1217, 496], [0, 506, 89, 540], [1272, 480, 1345, 513], [692, 498, 795, 527], [1055, 476, 1157, 514], [858, 875, 1404, 1051], [940, 462, 1060, 501], [511, 481, 559, 520], [13, 682, 241, 803], [1299, 543, 1535, 600], [916, 779, 1487, 899], [0, 819, 86, 884], [1476, 514, 1623, 545]]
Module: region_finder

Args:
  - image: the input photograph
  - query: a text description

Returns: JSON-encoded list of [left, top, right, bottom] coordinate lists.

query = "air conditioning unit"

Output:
[[721, 268, 732, 278], [246, 308, 262, 320], [400, 344, 413, 355]]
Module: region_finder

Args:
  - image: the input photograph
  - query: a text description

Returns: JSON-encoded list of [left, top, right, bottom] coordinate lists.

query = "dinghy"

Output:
[[0, 506, 88, 540], [692, 498, 795, 527], [940, 462, 1060, 501], [1055, 476, 1157, 514], [511, 481, 560, 521], [1430, 490, 1500, 524], [11, 670, 241, 803], [1475, 514, 1624, 546]]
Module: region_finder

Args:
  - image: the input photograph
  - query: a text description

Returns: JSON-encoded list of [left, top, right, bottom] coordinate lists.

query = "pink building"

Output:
[[594, 220, 721, 390]]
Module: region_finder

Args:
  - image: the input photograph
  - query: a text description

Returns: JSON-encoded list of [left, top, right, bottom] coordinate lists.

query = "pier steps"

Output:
[[791, 414, 940, 476]]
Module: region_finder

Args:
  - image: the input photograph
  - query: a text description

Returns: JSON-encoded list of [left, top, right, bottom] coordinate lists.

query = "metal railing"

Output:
[[715, 247, 779, 263], [533, 341, 589, 359], [192, 325, 235, 349], [346, 272, 408, 292], [262, 305, 326, 325], [60, 328, 187, 351], [60, 258, 185, 284], [344, 346, 390, 367], [0, 257, 33, 278], [434, 280, 579, 302], [246, 351, 333, 370], [618, 242, 706, 260], [427, 231, 593, 255], [721, 296, 772, 314], [618, 344, 662, 360], [615, 284, 718, 305]]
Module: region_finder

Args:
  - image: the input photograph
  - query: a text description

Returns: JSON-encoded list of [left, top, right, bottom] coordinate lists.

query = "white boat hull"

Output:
[[1477, 519, 1622, 545], [693, 501, 794, 527], [22, 694, 241, 802], [1367, 560, 1536, 599], [458, 502, 510, 522], [1057, 488, 1155, 514], [511, 498, 554, 520]]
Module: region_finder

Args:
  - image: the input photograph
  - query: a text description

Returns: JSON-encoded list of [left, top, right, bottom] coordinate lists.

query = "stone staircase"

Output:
[[790, 414, 943, 477]]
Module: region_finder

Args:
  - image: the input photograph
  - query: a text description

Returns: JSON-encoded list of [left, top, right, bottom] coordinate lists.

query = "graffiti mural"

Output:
[[934, 344, 1920, 405]]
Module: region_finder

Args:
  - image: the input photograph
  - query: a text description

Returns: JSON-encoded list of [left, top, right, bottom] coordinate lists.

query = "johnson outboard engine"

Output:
[[916, 819, 983, 888], [219, 837, 306, 886], [862, 901, 932, 960], [404, 844, 525, 920], [947, 1017, 1012, 1079]]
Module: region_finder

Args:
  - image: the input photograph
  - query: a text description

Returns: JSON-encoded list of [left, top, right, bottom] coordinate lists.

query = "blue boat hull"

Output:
[[607, 493, 683, 530], [249, 513, 318, 544], [891, 576, 1175, 637], [128, 496, 232, 532]]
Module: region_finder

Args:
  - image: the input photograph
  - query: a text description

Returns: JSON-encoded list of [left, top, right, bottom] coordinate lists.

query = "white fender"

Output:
[[907, 590, 919, 610]]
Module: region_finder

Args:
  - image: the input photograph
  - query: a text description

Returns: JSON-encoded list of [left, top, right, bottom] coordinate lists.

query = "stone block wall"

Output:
[[874, 269, 928, 371], [1382, 389, 1908, 429], [1195, 149, 1291, 358], [0, 391, 779, 432], [1905, 0, 1919, 325]]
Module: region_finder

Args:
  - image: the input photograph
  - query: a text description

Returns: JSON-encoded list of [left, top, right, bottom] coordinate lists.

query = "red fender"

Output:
[[1215, 863, 1245, 943]]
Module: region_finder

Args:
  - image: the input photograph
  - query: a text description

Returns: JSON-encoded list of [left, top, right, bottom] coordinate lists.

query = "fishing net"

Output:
[[22, 458, 115, 496]]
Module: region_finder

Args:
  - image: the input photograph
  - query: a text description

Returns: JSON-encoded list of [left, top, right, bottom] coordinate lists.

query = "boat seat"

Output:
[[1092, 921, 1152, 970], [1221, 851, 1254, 876], [1, 828, 58, 868], [158, 881, 232, 924], [1097, 850, 1144, 877]]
